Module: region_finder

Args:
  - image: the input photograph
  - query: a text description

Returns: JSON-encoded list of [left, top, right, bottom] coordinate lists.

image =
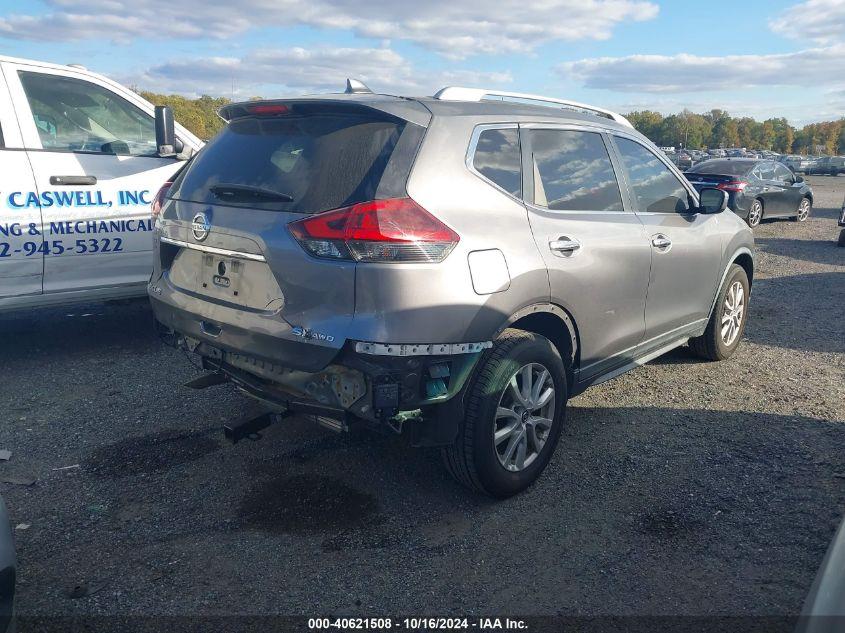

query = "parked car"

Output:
[[149, 84, 754, 497], [675, 152, 694, 170], [0, 55, 202, 313], [797, 516, 845, 633], [838, 196, 845, 247], [781, 155, 814, 173], [807, 156, 845, 176], [0, 497, 14, 633], [685, 158, 813, 228]]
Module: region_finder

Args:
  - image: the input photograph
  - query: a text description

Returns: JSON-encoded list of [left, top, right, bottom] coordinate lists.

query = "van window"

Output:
[[18, 71, 157, 156], [614, 137, 691, 214], [529, 129, 623, 212], [171, 110, 421, 214], [472, 128, 521, 197]]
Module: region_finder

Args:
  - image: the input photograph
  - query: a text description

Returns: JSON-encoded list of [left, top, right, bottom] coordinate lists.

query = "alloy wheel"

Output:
[[748, 201, 762, 227], [721, 281, 745, 347], [797, 198, 810, 222], [493, 363, 555, 472]]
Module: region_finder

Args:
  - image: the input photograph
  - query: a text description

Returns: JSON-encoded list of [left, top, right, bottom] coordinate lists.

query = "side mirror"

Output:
[[794, 175, 805, 184], [155, 105, 176, 157], [699, 187, 728, 214]]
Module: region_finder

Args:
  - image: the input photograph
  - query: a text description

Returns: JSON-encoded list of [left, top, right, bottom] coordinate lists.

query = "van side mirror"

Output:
[[794, 174, 805, 184], [699, 187, 728, 214], [155, 105, 176, 157]]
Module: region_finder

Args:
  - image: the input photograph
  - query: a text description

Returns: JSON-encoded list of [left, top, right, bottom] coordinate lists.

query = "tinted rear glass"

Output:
[[170, 111, 420, 213], [691, 161, 754, 176], [472, 128, 521, 197]]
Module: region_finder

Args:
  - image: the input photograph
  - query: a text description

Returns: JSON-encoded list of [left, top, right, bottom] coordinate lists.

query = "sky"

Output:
[[0, 0, 843, 124]]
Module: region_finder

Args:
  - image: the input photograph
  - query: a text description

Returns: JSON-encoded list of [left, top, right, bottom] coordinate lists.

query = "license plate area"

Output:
[[201, 254, 243, 299]]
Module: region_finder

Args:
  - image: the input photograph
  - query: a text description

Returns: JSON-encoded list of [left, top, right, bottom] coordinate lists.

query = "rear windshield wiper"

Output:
[[209, 183, 294, 202]]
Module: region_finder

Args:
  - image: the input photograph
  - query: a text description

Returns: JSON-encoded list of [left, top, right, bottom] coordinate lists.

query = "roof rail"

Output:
[[433, 87, 633, 129]]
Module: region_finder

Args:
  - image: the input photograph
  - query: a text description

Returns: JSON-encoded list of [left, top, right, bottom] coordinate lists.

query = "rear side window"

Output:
[[472, 127, 521, 197], [171, 111, 421, 213], [615, 137, 691, 214], [529, 129, 623, 212], [757, 162, 776, 180]]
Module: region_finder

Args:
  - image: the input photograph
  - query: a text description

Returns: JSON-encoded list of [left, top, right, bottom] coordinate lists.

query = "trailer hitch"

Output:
[[224, 410, 288, 444]]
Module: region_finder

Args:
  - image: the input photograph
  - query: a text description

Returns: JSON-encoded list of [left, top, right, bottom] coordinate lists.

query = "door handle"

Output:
[[651, 234, 672, 250], [549, 237, 580, 254], [50, 175, 97, 186]]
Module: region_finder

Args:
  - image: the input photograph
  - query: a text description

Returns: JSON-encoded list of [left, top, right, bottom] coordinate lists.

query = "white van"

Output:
[[0, 55, 202, 312]]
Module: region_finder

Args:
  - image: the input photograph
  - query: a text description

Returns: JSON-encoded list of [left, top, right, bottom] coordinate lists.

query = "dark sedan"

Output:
[[0, 497, 13, 633], [685, 158, 814, 228]]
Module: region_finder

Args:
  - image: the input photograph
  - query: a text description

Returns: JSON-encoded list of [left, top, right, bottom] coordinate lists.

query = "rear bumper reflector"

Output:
[[159, 236, 266, 262], [353, 341, 492, 357]]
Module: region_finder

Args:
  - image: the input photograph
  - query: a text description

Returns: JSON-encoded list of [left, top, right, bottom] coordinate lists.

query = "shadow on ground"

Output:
[[745, 272, 845, 353], [756, 237, 845, 267]]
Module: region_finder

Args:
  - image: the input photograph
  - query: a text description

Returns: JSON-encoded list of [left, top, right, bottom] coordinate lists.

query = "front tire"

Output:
[[795, 197, 811, 222], [746, 199, 763, 228], [689, 264, 750, 361], [442, 329, 567, 498]]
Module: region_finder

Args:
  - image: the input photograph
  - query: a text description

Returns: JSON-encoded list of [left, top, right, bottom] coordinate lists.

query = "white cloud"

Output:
[[0, 0, 658, 57], [558, 45, 845, 93], [769, 0, 845, 44], [126, 47, 512, 98]]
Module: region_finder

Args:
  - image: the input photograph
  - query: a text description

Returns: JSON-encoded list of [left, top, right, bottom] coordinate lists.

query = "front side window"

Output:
[[18, 71, 156, 156], [472, 127, 522, 197], [615, 137, 691, 214], [773, 163, 795, 183], [529, 129, 623, 212]]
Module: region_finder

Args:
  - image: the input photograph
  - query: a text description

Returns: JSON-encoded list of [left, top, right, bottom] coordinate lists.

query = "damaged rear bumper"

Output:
[[154, 318, 485, 429]]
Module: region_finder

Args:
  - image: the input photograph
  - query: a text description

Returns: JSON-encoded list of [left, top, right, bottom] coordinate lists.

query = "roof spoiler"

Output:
[[433, 86, 633, 128]]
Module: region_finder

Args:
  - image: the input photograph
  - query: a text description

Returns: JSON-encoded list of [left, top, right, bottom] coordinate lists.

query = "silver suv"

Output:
[[148, 83, 754, 497]]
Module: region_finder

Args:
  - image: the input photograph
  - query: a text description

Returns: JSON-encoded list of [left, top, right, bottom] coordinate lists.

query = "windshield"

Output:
[[170, 111, 420, 213]]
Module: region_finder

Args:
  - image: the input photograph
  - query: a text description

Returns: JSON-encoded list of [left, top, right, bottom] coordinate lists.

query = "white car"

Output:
[[0, 55, 202, 312]]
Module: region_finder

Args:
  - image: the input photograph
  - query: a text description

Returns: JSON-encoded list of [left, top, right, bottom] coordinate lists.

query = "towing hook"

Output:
[[223, 411, 287, 444]]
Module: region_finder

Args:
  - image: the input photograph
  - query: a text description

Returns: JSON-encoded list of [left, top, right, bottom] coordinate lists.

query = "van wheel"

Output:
[[747, 200, 763, 227], [689, 264, 750, 361], [795, 197, 811, 222], [442, 329, 567, 498], [838, 229, 845, 247]]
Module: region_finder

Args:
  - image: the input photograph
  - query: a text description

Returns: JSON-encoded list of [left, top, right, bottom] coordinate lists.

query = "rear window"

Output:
[[170, 110, 422, 213], [691, 161, 753, 176]]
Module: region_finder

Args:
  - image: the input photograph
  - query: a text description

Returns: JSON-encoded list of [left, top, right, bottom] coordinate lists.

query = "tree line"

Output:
[[626, 109, 845, 155], [140, 91, 845, 155]]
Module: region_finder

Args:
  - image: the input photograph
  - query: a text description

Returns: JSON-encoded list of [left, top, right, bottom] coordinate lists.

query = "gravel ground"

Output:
[[0, 177, 843, 623]]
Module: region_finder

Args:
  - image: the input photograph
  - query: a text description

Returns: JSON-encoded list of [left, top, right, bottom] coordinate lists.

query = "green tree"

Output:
[[139, 91, 232, 140], [626, 110, 664, 143]]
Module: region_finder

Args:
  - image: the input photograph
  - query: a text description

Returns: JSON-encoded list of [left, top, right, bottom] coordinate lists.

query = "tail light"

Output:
[[151, 181, 173, 220], [288, 198, 459, 263], [717, 181, 748, 193]]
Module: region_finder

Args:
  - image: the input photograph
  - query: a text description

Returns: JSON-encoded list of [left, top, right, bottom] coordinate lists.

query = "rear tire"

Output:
[[689, 264, 750, 361], [795, 197, 811, 222], [838, 229, 845, 247], [442, 329, 567, 498], [746, 199, 763, 228]]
